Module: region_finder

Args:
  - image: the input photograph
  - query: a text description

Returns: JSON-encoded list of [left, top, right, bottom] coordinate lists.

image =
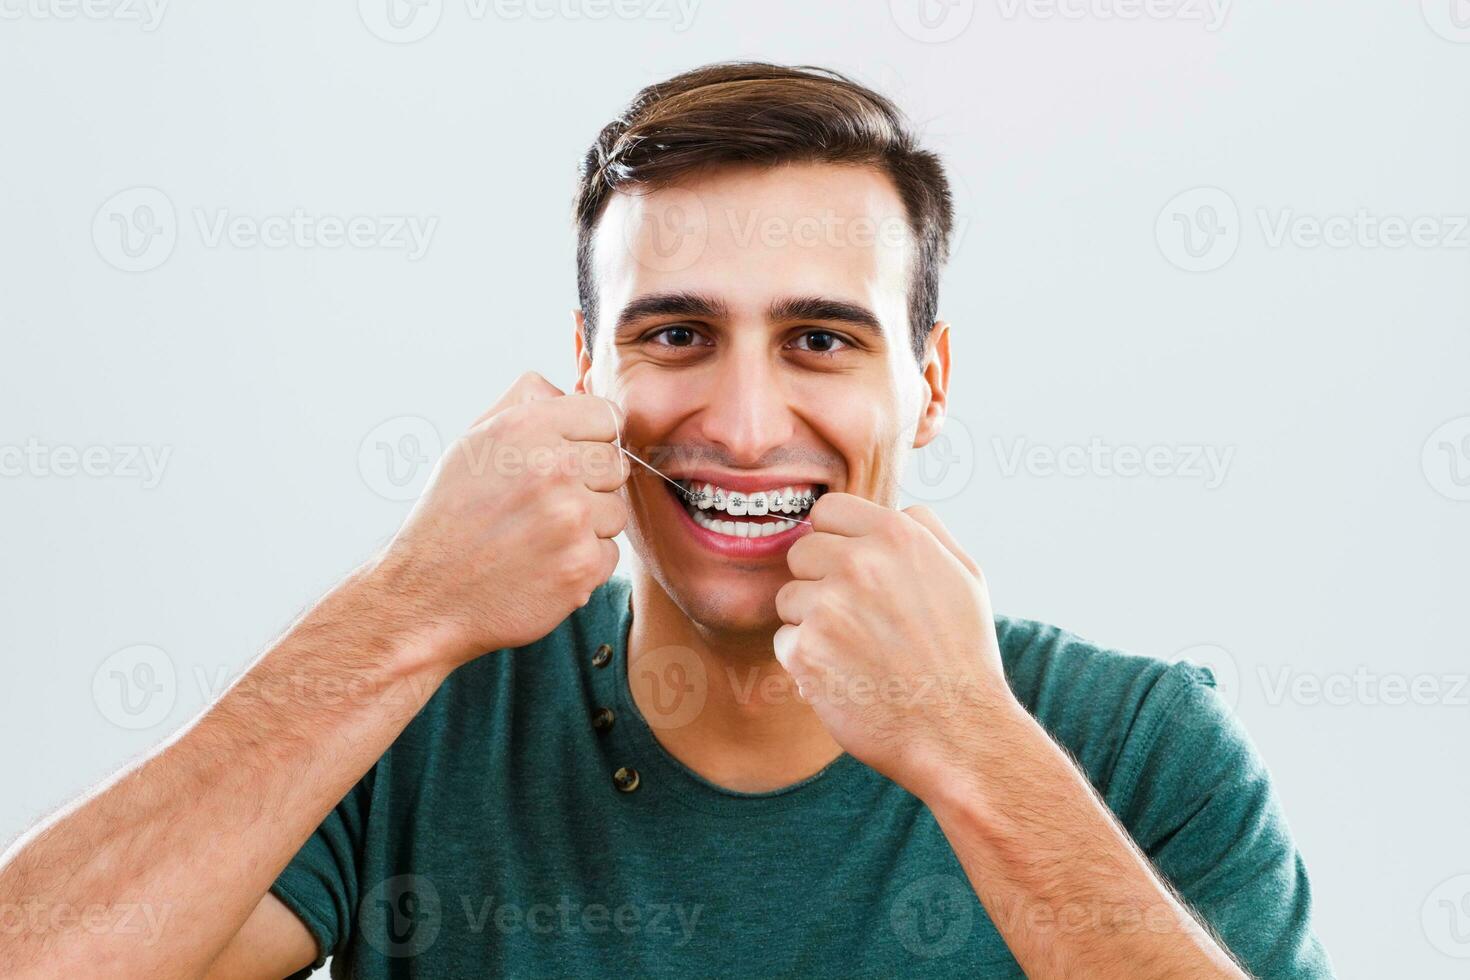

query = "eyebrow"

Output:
[[613, 291, 886, 340], [767, 296, 885, 339], [614, 292, 729, 337]]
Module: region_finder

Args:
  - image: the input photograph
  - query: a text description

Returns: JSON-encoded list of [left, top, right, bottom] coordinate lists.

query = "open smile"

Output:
[[659, 475, 827, 557]]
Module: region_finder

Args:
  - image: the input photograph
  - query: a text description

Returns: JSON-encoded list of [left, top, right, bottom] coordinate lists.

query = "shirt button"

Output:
[[612, 766, 640, 793], [591, 707, 615, 733], [591, 643, 612, 668]]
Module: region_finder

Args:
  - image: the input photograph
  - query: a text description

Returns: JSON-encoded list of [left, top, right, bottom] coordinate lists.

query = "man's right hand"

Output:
[[0, 369, 632, 980], [370, 371, 630, 666]]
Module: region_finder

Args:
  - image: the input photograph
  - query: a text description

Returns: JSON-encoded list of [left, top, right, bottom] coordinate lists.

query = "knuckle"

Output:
[[543, 495, 587, 530], [560, 546, 599, 586], [879, 512, 909, 542], [840, 549, 873, 580], [904, 504, 935, 525], [810, 597, 844, 633]]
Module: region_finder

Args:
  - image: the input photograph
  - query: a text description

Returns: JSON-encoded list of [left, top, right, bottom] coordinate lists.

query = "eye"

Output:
[[788, 330, 851, 355], [647, 325, 711, 348]]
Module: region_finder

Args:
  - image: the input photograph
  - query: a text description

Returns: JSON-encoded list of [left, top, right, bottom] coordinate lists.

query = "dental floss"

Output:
[[604, 401, 814, 527]]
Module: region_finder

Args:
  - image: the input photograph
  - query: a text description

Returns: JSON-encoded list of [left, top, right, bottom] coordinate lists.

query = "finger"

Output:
[[772, 623, 801, 671], [593, 536, 620, 581], [569, 440, 631, 492], [784, 531, 851, 581], [772, 625, 820, 702], [903, 504, 981, 577], [587, 491, 628, 539], [774, 579, 820, 625], [473, 371, 565, 425], [540, 393, 624, 442], [808, 491, 891, 537]]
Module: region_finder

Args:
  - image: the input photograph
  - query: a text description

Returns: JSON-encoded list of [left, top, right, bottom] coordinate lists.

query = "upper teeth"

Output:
[[681, 482, 819, 515]]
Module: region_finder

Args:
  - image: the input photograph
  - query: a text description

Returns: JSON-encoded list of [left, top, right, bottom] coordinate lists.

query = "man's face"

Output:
[[577, 161, 949, 635]]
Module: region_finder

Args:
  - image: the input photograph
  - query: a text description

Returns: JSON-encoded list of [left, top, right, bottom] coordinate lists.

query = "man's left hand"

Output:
[[773, 493, 1020, 800]]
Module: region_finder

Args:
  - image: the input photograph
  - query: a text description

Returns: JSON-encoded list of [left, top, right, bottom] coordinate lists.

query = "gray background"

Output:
[[2, 1, 1467, 975]]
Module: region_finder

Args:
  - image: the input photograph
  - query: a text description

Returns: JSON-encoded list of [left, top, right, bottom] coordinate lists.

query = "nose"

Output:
[[696, 340, 795, 466]]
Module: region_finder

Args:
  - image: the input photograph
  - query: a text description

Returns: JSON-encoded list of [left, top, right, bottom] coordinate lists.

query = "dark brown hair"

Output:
[[574, 61, 954, 362]]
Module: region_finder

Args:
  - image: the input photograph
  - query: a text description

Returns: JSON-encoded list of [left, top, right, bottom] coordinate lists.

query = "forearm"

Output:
[[0, 561, 452, 979], [923, 703, 1247, 980]]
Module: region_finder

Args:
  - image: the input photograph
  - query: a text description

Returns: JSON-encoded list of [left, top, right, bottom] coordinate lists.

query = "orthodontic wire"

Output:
[[617, 445, 815, 527], [606, 402, 814, 527]]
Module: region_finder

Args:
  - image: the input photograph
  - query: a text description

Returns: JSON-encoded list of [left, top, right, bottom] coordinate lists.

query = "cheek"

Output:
[[602, 365, 701, 455], [596, 366, 698, 552], [796, 380, 909, 505]]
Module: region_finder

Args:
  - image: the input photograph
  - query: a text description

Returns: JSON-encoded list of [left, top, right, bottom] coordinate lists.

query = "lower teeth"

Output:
[[689, 506, 797, 538]]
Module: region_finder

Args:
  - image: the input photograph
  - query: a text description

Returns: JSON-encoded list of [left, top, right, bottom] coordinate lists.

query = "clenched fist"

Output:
[[773, 494, 1016, 800], [371, 371, 630, 666]]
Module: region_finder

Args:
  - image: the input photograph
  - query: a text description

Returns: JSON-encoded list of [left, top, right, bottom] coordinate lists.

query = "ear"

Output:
[[912, 321, 951, 450], [572, 309, 593, 395]]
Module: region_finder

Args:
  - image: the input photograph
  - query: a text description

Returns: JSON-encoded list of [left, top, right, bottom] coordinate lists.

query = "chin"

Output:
[[665, 567, 787, 637]]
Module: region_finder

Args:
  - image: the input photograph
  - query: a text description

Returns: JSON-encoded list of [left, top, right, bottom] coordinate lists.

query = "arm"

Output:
[[921, 701, 1246, 978], [0, 373, 628, 979], [775, 495, 1251, 978], [0, 566, 451, 980]]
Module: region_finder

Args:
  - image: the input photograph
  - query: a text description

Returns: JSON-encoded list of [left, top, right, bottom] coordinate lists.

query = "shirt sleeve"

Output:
[[268, 770, 375, 978], [1109, 663, 1337, 979]]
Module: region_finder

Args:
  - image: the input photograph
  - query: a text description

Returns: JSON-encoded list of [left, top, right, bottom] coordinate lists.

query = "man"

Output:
[[0, 62, 1333, 978]]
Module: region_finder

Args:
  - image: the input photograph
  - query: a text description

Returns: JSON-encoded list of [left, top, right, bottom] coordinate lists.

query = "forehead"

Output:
[[589, 162, 914, 333]]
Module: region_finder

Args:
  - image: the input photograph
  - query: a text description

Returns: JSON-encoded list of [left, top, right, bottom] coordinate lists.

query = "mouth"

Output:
[[671, 479, 826, 538], [651, 474, 826, 558]]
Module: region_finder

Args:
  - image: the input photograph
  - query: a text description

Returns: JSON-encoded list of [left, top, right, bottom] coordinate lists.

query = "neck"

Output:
[[627, 568, 843, 793]]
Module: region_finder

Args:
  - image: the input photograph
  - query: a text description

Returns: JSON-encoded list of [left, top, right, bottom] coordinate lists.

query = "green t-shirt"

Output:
[[272, 576, 1334, 978]]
